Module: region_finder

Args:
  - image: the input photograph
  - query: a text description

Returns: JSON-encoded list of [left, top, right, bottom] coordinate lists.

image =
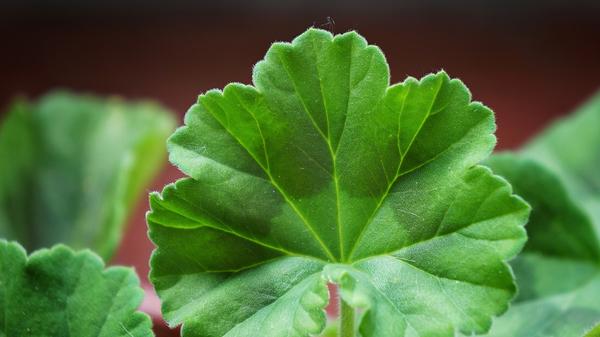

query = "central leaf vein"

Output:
[[274, 46, 346, 261]]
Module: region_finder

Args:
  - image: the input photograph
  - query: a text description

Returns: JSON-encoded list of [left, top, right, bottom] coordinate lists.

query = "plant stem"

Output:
[[339, 299, 355, 337]]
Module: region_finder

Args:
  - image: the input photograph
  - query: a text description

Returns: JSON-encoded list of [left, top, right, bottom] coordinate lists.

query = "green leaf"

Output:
[[485, 154, 600, 336], [320, 320, 340, 337], [483, 92, 600, 336], [586, 324, 600, 337], [524, 91, 600, 228], [0, 239, 153, 337], [0, 92, 175, 260], [148, 28, 529, 337]]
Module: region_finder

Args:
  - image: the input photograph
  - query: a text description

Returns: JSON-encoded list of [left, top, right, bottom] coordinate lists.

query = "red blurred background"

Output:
[[1, 1, 600, 335]]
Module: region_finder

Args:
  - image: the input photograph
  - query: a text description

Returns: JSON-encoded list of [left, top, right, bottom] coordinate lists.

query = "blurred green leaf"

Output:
[[586, 324, 600, 337], [524, 91, 600, 227], [148, 28, 529, 337], [0, 92, 175, 260], [485, 92, 600, 336], [319, 320, 339, 337], [485, 155, 600, 336], [0, 239, 153, 336]]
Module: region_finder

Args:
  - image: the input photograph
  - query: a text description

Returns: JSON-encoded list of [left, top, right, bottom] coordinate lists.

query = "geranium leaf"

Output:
[[484, 92, 600, 336], [485, 154, 600, 336], [148, 28, 529, 337], [0, 92, 174, 260], [0, 240, 153, 336], [524, 91, 600, 226], [586, 324, 600, 337]]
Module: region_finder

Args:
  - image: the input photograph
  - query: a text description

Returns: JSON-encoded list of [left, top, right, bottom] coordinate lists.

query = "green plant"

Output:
[[586, 324, 600, 337], [0, 92, 175, 260], [484, 92, 600, 336], [0, 239, 153, 336], [147, 28, 530, 337], [0, 91, 175, 337], [0, 28, 597, 337]]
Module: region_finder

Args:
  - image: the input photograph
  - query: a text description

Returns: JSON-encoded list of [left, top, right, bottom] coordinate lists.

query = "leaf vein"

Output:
[[201, 99, 336, 261]]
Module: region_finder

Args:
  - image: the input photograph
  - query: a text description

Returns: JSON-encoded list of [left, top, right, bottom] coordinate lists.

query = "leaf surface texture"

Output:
[[0, 240, 153, 337], [148, 29, 529, 337]]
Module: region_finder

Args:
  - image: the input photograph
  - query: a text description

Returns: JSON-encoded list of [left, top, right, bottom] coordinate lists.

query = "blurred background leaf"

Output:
[[586, 323, 600, 337], [523, 92, 600, 227], [0, 91, 175, 260], [484, 91, 600, 336]]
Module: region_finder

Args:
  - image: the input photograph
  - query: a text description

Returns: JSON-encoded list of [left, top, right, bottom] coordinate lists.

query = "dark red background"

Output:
[[2, 2, 600, 335]]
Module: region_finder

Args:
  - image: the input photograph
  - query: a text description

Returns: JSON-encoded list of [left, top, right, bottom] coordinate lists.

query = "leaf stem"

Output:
[[340, 298, 355, 337]]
